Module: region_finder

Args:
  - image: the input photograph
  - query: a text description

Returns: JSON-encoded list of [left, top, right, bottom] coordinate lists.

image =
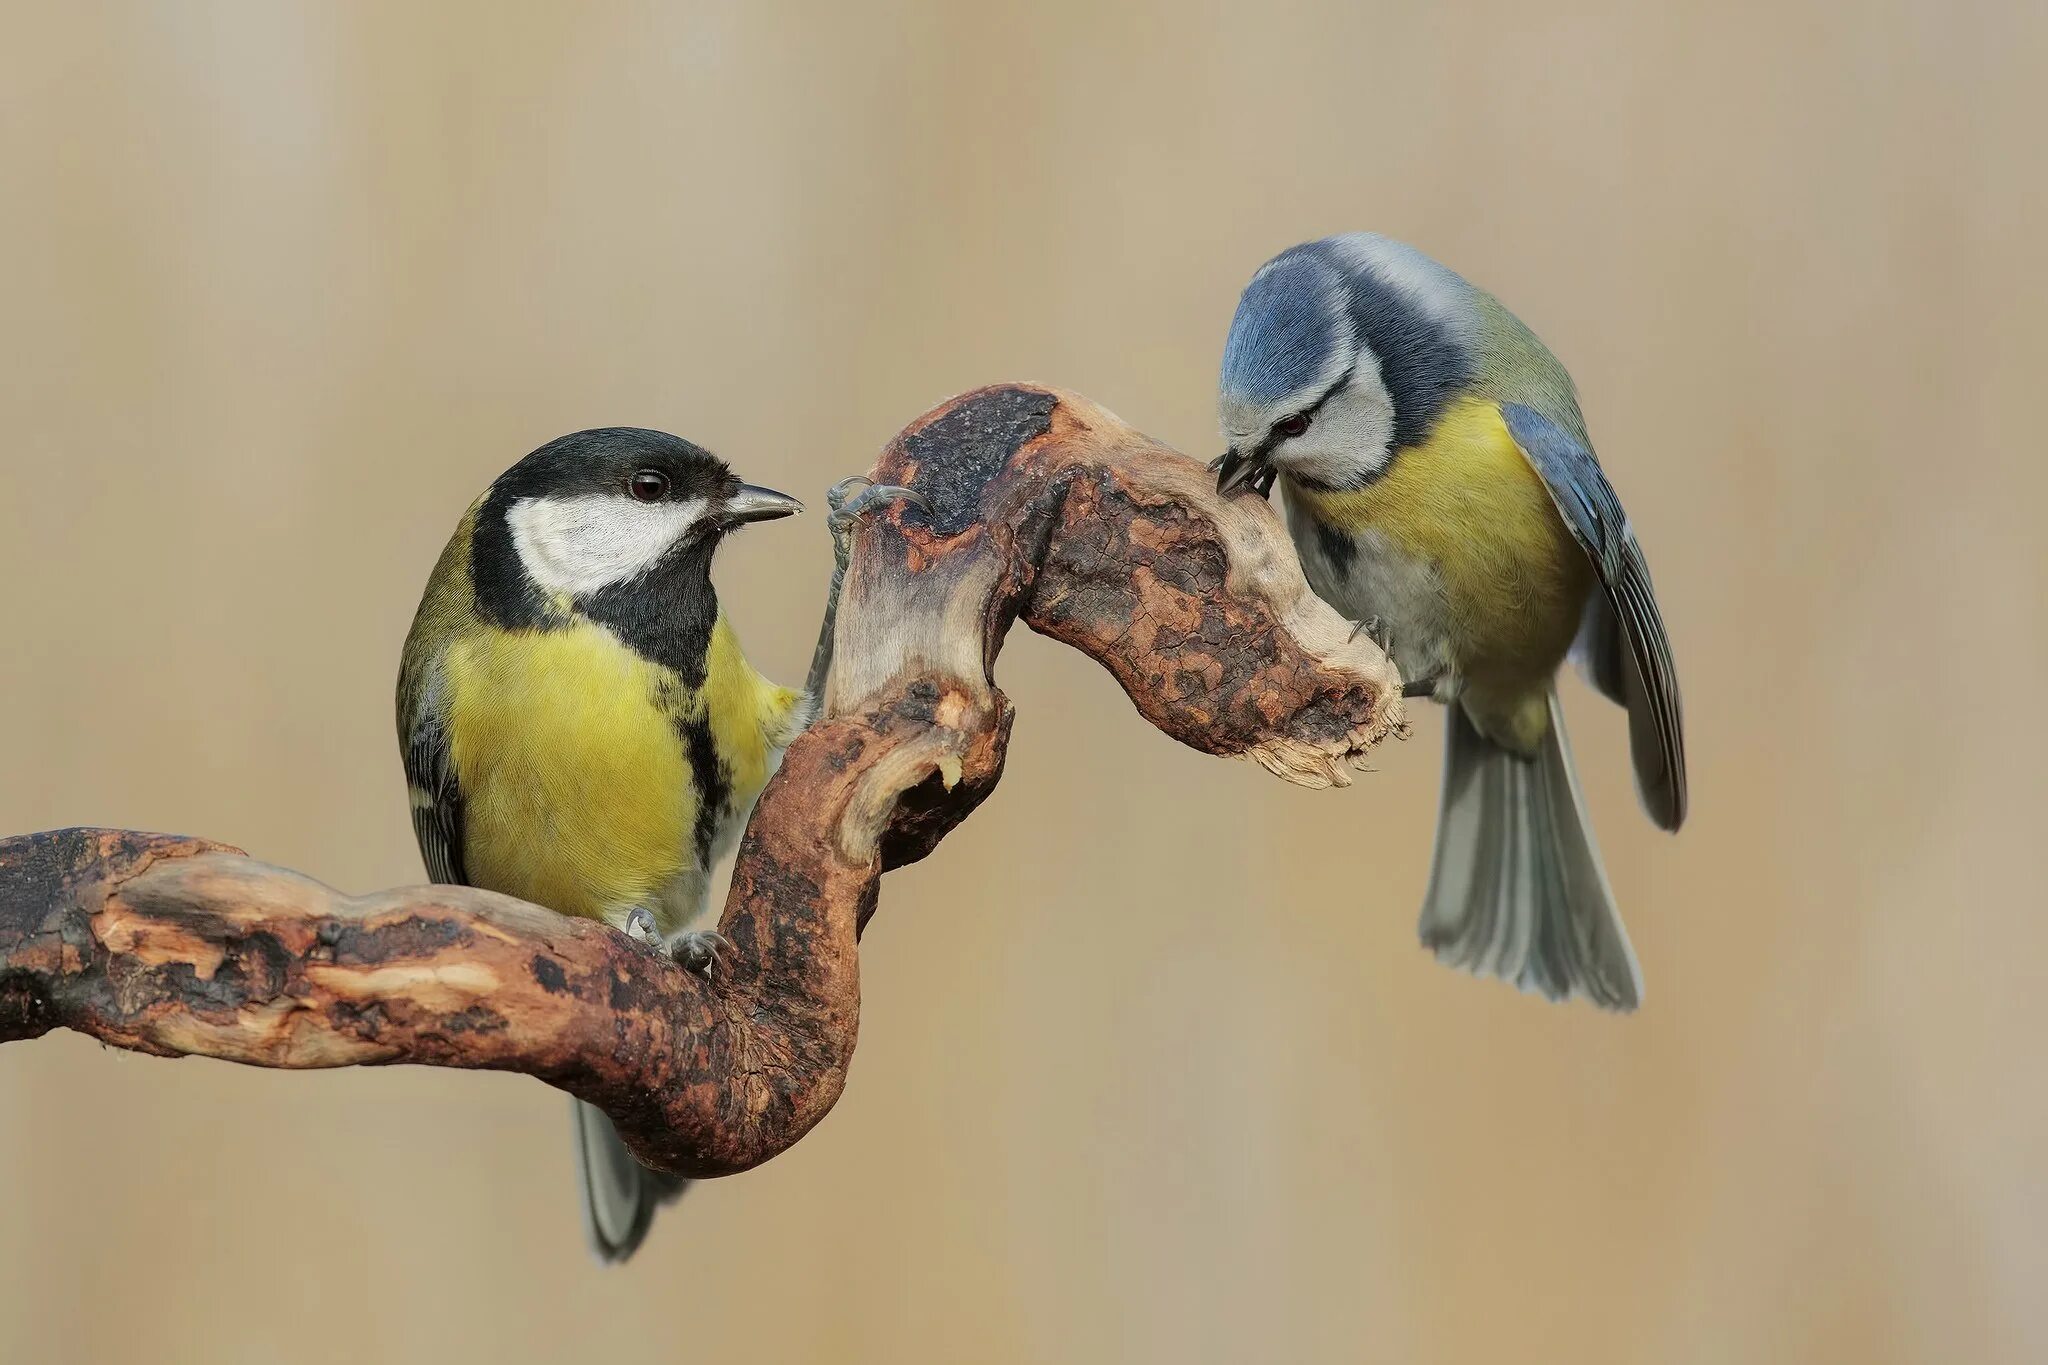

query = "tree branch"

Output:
[[0, 385, 1402, 1178]]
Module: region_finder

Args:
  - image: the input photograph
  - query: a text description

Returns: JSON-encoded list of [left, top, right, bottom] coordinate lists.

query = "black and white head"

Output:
[[1215, 234, 1479, 495], [473, 427, 799, 619]]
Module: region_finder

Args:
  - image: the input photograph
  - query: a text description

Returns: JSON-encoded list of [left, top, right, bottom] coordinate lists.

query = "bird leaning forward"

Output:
[[1213, 234, 1687, 1010]]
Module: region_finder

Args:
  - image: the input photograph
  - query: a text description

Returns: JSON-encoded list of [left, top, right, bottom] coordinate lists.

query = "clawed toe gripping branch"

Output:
[[0, 385, 1403, 1179]]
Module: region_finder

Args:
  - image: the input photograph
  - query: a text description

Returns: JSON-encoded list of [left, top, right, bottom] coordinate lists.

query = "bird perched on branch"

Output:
[[397, 426, 913, 1261], [1214, 235, 1686, 1010]]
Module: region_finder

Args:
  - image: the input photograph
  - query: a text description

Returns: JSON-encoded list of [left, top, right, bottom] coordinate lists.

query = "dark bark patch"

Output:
[[440, 1005, 507, 1035], [609, 968, 643, 1012], [329, 998, 387, 1039], [0, 828, 141, 940], [323, 915, 468, 966], [1282, 689, 1377, 747], [532, 954, 569, 994], [0, 970, 50, 1040], [903, 387, 1057, 535], [214, 930, 294, 1002], [141, 959, 255, 1014]]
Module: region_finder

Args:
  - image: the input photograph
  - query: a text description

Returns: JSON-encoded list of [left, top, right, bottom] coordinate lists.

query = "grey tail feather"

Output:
[[573, 1098, 690, 1264], [1417, 690, 1643, 1011]]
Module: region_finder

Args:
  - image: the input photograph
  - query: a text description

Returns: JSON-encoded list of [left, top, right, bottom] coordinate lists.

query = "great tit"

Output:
[[1214, 234, 1687, 1010], [397, 427, 813, 1262]]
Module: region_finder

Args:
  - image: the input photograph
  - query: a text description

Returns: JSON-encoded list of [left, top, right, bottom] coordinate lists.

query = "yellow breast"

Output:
[[440, 614, 807, 925], [1290, 396, 1590, 712], [443, 621, 697, 921]]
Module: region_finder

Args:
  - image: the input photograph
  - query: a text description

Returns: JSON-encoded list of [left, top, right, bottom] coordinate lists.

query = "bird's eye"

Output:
[[1275, 413, 1312, 440], [628, 470, 670, 503]]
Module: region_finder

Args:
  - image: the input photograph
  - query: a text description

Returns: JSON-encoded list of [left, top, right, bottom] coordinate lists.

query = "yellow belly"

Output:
[[443, 621, 697, 922], [1291, 397, 1590, 750]]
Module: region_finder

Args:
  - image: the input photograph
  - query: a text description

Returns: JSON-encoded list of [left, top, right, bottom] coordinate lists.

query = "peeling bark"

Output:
[[0, 385, 1401, 1177]]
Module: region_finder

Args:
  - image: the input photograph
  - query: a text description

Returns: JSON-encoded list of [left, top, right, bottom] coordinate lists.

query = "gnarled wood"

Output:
[[0, 385, 1401, 1178]]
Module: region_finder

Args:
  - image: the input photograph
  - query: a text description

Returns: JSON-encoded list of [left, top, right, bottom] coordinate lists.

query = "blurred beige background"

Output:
[[2, 2, 2043, 1362]]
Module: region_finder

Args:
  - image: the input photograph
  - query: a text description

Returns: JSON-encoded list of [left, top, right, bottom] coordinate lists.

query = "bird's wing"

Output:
[[399, 665, 468, 886], [1499, 401, 1687, 830]]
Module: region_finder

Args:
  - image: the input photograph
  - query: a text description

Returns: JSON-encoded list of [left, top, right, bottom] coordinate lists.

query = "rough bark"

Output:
[[0, 385, 1401, 1178]]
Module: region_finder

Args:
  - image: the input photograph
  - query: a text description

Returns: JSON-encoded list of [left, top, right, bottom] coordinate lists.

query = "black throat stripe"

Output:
[[578, 538, 721, 688], [674, 700, 729, 868]]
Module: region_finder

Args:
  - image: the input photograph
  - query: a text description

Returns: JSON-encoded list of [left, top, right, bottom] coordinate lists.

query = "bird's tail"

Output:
[[573, 1098, 689, 1263], [1417, 689, 1642, 1010]]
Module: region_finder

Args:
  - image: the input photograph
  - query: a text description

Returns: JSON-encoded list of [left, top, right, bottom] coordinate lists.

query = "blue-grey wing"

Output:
[[401, 703, 468, 886], [1500, 402, 1687, 830]]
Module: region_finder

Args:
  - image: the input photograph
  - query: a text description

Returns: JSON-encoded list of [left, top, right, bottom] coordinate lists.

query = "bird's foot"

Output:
[[823, 474, 872, 513], [826, 478, 929, 567], [670, 929, 732, 978], [622, 905, 665, 949]]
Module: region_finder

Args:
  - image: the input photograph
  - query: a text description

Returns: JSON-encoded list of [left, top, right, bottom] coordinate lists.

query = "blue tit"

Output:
[[1214, 234, 1686, 1010], [397, 428, 811, 1262]]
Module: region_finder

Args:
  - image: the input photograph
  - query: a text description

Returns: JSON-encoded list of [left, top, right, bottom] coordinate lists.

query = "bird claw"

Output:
[[824, 475, 873, 515], [826, 482, 929, 568], [828, 481, 928, 530], [622, 905, 664, 948], [1348, 616, 1392, 653], [671, 929, 731, 978]]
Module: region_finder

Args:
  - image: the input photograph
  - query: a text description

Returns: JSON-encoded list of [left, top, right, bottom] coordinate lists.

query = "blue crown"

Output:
[[1220, 249, 1346, 406]]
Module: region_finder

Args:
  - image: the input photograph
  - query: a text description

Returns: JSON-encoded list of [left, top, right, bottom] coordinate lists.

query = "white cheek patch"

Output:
[[507, 493, 709, 597]]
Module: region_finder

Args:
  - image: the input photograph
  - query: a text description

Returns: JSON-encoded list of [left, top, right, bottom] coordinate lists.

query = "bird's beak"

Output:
[[723, 483, 804, 526], [1212, 448, 1267, 498]]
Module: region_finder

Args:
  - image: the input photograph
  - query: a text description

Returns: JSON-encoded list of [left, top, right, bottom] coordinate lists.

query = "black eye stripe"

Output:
[[1257, 360, 1355, 457]]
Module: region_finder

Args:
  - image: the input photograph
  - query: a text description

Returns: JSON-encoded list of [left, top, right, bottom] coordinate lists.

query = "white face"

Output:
[[506, 492, 712, 597], [1220, 346, 1398, 490]]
